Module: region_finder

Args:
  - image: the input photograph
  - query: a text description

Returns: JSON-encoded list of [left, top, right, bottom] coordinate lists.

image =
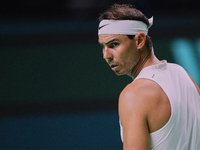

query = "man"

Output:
[[98, 4, 200, 150]]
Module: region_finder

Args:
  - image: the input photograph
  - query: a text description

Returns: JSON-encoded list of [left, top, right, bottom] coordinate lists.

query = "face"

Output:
[[98, 34, 141, 76]]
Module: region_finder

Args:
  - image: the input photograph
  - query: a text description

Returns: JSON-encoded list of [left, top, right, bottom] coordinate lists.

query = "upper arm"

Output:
[[188, 75, 200, 95], [119, 81, 151, 150]]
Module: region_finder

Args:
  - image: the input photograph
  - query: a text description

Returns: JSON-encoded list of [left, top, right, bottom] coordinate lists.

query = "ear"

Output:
[[135, 32, 146, 49]]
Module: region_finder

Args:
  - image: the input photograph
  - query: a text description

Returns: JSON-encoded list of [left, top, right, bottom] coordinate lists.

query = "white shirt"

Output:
[[120, 61, 200, 150]]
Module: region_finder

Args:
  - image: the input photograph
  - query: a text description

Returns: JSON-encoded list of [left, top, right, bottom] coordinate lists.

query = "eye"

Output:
[[109, 42, 119, 48]]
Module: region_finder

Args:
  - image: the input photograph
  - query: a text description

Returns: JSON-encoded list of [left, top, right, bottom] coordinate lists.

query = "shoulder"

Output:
[[119, 78, 171, 133], [119, 78, 162, 105], [118, 78, 164, 148], [188, 75, 200, 95], [118, 78, 169, 121], [119, 78, 166, 121]]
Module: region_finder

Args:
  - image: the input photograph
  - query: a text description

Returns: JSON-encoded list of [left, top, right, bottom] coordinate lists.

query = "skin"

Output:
[[99, 33, 154, 78], [98, 33, 200, 150]]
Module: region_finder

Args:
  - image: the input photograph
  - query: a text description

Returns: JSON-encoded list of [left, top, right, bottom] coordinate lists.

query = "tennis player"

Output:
[[98, 4, 200, 150]]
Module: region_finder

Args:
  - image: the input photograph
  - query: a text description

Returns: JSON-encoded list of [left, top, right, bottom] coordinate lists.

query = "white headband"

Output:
[[98, 17, 153, 35]]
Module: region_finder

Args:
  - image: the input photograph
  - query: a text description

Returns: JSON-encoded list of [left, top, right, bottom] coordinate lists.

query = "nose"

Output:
[[103, 47, 113, 60]]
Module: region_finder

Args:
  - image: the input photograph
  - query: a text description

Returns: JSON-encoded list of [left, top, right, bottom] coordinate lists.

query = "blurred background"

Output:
[[0, 0, 200, 149]]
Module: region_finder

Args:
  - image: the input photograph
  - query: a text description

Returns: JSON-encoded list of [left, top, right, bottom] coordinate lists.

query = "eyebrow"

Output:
[[99, 39, 119, 46]]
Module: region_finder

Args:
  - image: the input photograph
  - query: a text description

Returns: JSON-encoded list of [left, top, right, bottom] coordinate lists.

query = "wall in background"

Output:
[[1, 37, 199, 106], [0, 111, 122, 149], [0, 3, 200, 148]]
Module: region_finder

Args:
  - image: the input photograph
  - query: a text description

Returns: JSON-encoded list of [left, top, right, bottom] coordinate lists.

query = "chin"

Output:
[[114, 71, 128, 76]]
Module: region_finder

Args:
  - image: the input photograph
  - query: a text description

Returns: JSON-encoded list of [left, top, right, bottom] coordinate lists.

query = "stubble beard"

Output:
[[130, 50, 152, 79]]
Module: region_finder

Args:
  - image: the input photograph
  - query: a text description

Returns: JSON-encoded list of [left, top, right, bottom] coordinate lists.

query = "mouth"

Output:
[[110, 64, 119, 71]]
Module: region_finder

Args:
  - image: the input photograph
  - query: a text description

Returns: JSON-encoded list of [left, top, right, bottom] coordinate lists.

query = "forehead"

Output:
[[98, 34, 127, 44]]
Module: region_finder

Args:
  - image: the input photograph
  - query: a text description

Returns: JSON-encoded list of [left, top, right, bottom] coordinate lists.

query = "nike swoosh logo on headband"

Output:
[[98, 23, 110, 30]]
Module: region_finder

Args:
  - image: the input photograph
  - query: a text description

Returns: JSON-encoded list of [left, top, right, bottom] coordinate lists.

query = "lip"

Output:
[[111, 65, 119, 71], [110, 64, 119, 71]]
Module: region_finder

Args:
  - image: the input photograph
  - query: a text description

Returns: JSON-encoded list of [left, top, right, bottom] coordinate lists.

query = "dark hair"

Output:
[[99, 4, 153, 51]]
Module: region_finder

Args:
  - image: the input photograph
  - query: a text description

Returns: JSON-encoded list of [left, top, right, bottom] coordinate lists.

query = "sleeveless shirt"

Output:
[[120, 61, 200, 149]]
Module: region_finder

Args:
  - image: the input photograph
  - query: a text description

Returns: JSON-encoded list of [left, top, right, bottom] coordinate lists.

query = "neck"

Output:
[[129, 49, 160, 79]]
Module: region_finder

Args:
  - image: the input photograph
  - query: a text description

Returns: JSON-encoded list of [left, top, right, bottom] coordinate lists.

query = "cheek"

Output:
[[115, 41, 138, 65], [124, 51, 141, 69], [122, 47, 137, 62]]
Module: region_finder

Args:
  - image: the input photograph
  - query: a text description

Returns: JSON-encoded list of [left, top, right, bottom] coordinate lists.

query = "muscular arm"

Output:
[[119, 79, 171, 150], [189, 75, 200, 95], [119, 82, 151, 150]]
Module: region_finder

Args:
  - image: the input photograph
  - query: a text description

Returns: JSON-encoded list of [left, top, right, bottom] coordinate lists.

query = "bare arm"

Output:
[[189, 75, 200, 95], [119, 78, 171, 150], [119, 80, 151, 150]]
